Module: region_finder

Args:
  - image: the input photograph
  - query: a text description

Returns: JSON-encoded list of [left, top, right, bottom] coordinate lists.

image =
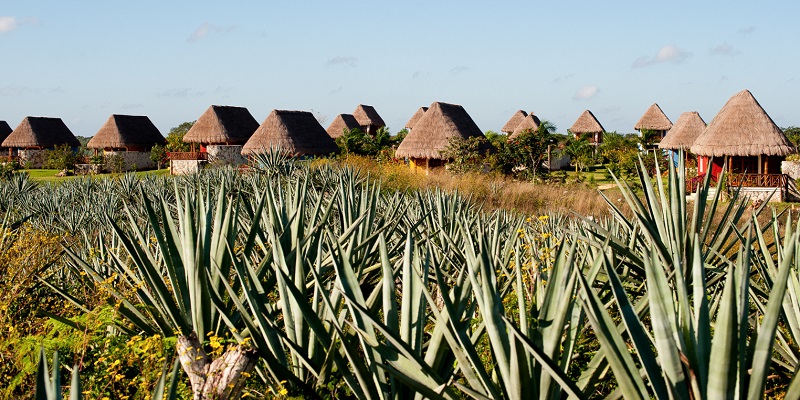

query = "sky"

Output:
[[1, 1, 799, 137]]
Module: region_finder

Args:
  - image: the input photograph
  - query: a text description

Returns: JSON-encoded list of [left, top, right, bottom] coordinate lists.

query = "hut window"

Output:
[[729, 156, 758, 174]]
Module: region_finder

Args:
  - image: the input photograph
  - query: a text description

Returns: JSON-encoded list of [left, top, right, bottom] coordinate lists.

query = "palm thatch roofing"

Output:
[[501, 110, 528, 134], [183, 105, 259, 145], [510, 114, 542, 138], [658, 112, 706, 151], [353, 104, 386, 128], [87, 114, 165, 149], [404, 107, 428, 129], [326, 114, 361, 139], [2, 117, 80, 148], [242, 110, 339, 156], [0, 121, 12, 145], [570, 110, 605, 134], [634, 103, 673, 131], [691, 90, 795, 157], [395, 101, 488, 159]]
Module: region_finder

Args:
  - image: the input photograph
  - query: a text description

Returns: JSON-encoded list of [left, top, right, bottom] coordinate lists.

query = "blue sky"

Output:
[[1, 1, 798, 137]]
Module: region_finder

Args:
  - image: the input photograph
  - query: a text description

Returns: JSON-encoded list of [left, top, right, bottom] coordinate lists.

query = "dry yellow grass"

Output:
[[324, 155, 618, 218]]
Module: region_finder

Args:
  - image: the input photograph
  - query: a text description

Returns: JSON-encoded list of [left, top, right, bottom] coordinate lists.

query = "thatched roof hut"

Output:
[[502, 110, 528, 134], [326, 114, 361, 139], [183, 105, 259, 145], [353, 104, 386, 134], [0, 121, 12, 147], [87, 114, 165, 150], [634, 103, 673, 131], [2, 117, 80, 149], [509, 114, 542, 139], [404, 107, 428, 130], [658, 112, 706, 151], [242, 110, 338, 156], [395, 101, 488, 160], [691, 90, 794, 157], [570, 110, 605, 134]]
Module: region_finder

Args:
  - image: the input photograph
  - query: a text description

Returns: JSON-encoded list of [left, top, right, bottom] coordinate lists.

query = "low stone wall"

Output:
[[170, 159, 206, 175], [734, 187, 784, 203], [207, 145, 246, 166], [103, 151, 155, 172], [782, 161, 800, 180], [18, 149, 46, 168]]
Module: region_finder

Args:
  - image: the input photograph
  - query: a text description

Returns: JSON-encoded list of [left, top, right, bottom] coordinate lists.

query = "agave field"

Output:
[[3, 153, 800, 399]]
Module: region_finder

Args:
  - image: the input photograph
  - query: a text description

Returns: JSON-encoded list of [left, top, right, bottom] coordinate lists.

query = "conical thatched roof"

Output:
[[570, 110, 605, 134], [658, 112, 706, 150], [353, 104, 386, 128], [326, 114, 361, 139], [183, 105, 259, 145], [87, 114, 165, 149], [691, 90, 795, 157], [395, 101, 488, 159], [2, 117, 80, 148], [0, 121, 12, 145], [405, 107, 428, 129], [501, 110, 528, 134], [510, 114, 542, 138], [242, 110, 338, 156], [634, 103, 673, 131]]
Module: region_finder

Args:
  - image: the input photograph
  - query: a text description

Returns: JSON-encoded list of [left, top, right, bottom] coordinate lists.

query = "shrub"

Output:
[[43, 144, 79, 171]]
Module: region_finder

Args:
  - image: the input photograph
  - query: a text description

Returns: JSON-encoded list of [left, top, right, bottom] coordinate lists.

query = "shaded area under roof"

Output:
[[0, 121, 12, 146]]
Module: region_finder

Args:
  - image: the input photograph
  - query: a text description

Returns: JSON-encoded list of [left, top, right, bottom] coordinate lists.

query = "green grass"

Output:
[[22, 168, 170, 183]]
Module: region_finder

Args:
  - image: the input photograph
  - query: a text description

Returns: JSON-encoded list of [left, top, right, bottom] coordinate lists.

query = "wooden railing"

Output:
[[727, 173, 788, 188], [168, 152, 208, 161], [686, 173, 715, 193]]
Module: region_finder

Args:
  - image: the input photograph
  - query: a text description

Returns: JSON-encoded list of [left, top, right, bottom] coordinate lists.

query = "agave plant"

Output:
[[576, 152, 800, 399]]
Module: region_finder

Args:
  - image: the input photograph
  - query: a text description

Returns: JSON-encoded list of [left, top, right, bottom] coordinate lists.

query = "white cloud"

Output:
[[0, 17, 16, 33], [573, 85, 599, 100], [188, 23, 236, 43], [710, 43, 739, 56], [450, 65, 469, 75], [738, 26, 756, 35], [325, 56, 358, 68], [0, 85, 32, 96], [632, 45, 691, 68], [157, 88, 204, 98], [551, 73, 575, 84]]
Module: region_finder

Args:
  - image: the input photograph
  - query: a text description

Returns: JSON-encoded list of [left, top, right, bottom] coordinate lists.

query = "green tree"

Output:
[[484, 130, 507, 150], [43, 144, 80, 172], [165, 121, 193, 152], [783, 126, 800, 148], [439, 136, 491, 174], [335, 128, 371, 155], [563, 137, 593, 172], [504, 120, 557, 181]]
